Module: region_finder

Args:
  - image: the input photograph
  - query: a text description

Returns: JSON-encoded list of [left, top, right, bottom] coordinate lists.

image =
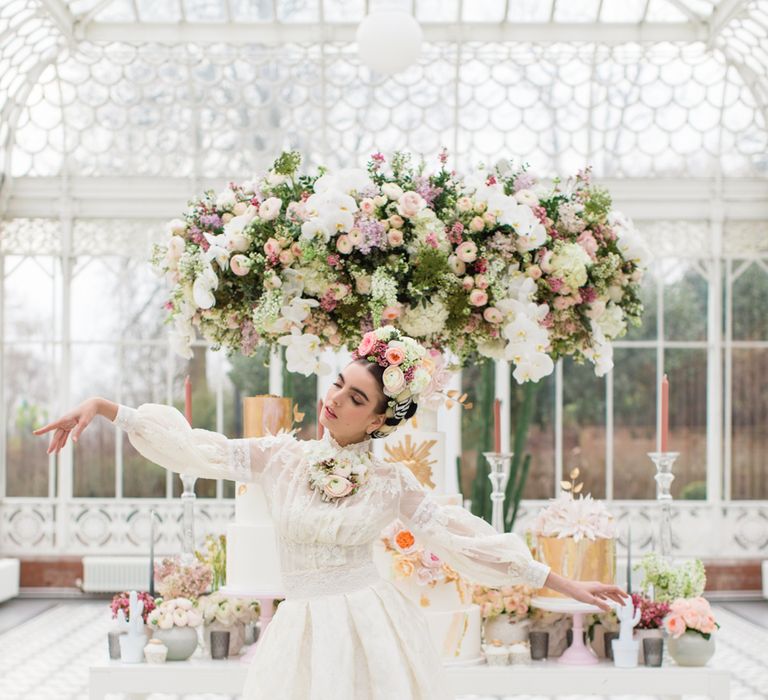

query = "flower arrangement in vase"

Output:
[[195, 534, 227, 592], [154, 555, 212, 600], [663, 597, 719, 667], [110, 591, 156, 625], [146, 598, 203, 661], [473, 584, 534, 645], [634, 553, 706, 602], [631, 593, 670, 663], [197, 591, 261, 657]]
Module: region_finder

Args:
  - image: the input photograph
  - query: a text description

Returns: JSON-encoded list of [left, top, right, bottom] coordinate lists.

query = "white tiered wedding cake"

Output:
[[222, 395, 292, 596], [373, 520, 483, 665]]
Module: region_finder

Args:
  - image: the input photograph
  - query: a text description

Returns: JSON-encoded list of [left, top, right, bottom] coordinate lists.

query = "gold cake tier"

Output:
[[534, 535, 616, 598], [242, 395, 293, 439]]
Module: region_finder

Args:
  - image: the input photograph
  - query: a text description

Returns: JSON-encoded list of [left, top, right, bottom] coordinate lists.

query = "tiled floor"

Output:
[[0, 598, 765, 699]]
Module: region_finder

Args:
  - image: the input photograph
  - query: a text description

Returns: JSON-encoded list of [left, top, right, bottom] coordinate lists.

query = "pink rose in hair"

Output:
[[358, 331, 377, 356]]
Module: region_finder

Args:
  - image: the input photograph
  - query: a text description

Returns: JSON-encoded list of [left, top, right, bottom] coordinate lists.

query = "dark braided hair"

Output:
[[353, 358, 418, 439]]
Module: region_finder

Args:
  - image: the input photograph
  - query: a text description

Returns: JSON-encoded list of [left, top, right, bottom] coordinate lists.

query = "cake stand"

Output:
[[531, 596, 604, 665]]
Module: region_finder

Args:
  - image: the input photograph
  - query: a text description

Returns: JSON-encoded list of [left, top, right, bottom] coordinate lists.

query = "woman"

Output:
[[35, 326, 628, 699]]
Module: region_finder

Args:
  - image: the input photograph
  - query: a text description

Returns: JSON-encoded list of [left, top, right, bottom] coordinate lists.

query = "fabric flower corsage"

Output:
[[306, 443, 373, 502]]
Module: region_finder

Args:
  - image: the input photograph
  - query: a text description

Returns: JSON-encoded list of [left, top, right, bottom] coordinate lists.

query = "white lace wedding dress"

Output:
[[113, 403, 551, 700]]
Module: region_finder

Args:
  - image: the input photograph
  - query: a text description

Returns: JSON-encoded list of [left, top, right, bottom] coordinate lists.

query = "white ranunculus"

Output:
[[381, 182, 404, 201], [259, 197, 283, 221], [382, 365, 406, 395], [216, 188, 237, 209], [158, 612, 174, 630]]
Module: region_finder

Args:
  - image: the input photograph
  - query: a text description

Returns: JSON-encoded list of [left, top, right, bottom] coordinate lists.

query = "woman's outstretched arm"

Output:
[[34, 398, 295, 483]]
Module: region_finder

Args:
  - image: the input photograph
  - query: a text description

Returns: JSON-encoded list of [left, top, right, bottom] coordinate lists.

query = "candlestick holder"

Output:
[[483, 451, 513, 533], [647, 451, 679, 558], [179, 474, 198, 565]]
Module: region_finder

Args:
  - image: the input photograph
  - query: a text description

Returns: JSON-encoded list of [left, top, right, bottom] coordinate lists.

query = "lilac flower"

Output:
[[414, 176, 444, 206], [358, 218, 386, 254]]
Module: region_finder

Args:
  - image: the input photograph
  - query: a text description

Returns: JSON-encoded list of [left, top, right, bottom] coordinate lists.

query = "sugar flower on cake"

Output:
[[533, 469, 616, 542]]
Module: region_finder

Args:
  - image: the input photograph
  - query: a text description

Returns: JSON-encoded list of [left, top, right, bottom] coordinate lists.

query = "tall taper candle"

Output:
[[149, 509, 156, 598], [660, 374, 669, 452], [493, 399, 501, 453], [626, 520, 632, 594], [184, 375, 192, 425], [317, 399, 325, 439]]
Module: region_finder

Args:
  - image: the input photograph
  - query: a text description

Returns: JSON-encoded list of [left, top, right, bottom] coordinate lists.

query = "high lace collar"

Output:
[[322, 431, 373, 455]]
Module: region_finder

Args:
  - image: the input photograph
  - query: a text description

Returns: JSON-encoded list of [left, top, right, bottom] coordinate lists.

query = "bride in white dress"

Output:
[[35, 327, 628, 699]]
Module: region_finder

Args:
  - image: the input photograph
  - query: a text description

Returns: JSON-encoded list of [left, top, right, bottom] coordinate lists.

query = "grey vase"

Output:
[[152, 626, 199, 661], [668, 630, 715, 667]]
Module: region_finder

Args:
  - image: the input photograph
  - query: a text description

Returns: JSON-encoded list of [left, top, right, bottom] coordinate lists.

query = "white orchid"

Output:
[[281, 297, 319, 325], [277, 330, 331, 376], [313, 168, 372, 195]]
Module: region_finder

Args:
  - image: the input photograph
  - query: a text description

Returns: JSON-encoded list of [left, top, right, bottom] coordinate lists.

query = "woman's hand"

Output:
[[567, 580, 630, 612], [32, 397, 103, 454]]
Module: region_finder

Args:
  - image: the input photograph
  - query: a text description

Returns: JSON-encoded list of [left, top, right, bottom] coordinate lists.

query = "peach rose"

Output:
[[482, 212, 496, 226], [394, 530, 416, 553], [527, 264, 542, 280], [665, 614, 686, 639], [462, 276, 475, 291], [381, 305, 401, 320], [263, 237, 281, 257], [348, 228, 363, 245], [360, 198, 375, 215], [483, 307, 503, 324], [457, 196, 473, 212], [278, 249, 295, 265], [387, 229, 404, 247], [475, 274, 488, 289], [388, 214, 404, 229], [448, 255, 466, 275], [385, 346, 405, 365], [393, 556, 415, 579]]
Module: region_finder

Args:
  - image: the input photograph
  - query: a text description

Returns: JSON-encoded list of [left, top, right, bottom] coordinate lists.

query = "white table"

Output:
[[89, 657, 730, 700]]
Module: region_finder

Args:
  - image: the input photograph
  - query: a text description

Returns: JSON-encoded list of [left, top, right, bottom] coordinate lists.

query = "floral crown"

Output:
[[351, 326, 435, 437]]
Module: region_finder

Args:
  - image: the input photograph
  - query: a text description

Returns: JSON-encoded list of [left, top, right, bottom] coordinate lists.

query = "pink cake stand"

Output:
[[531, 596, 605, 665], [219, 586, 283, 664]]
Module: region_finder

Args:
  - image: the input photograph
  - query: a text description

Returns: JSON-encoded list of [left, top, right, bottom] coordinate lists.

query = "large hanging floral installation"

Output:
[[154, 151, 647, 382]]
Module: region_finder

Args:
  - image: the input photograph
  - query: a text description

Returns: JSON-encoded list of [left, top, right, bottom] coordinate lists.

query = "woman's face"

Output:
[[319, 361, 387, 445]]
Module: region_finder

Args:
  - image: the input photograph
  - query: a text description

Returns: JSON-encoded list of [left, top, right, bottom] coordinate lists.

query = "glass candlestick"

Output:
[[647, 451, 679, 558], [179, 474, 198, 565], [483, 451, 514, 533]]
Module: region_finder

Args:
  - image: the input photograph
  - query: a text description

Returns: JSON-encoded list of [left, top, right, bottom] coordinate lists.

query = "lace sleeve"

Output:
[[396, 462, 550, 589], [112, 404, 295, 482]]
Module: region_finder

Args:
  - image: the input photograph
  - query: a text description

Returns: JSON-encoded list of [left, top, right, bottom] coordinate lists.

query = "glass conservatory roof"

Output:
[[0, 0, 766, 186]]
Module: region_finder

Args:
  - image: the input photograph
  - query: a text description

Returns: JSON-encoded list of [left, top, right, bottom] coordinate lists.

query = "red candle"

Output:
[[317, 398, 325, 439], [493, 398, 501, 453], [184, 375, 192, 426], [660, 374, 669, 452]]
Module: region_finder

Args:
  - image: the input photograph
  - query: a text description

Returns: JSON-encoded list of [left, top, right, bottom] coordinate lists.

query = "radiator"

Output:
[[81, 556, 152, 593]]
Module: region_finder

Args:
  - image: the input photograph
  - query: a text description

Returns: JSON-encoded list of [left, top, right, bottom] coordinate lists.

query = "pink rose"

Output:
[[469, 289, 488, 307], [388, 214, 405, 229], [263, 237, 281, 257], [230, 254, 251, 276], [475, 274, 488, 289], [469, 216, 485, 232], [457, 196, 473, 212], [483, 307, 503, 324], [358, 331, 377, 356], [577, 231, 599, 260], [396, 191, 426, 218], [553, 296, 572, 310], [527, 264, 542, 279], [278, 249, 295, 265], [387, 229, 404, 247], [385, 346, 405, 365], [456, 240, 478, 263], [360, 198, 375, 215], [323, 476, 354, 499], [462, 276, 475, 291], [290, 242, 302, 257], [539, 249, 553, 273], [482, 212, 496, 226]]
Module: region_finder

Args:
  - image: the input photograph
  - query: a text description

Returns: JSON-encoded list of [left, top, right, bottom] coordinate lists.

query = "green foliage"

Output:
[[273, 151, 302, 176]]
